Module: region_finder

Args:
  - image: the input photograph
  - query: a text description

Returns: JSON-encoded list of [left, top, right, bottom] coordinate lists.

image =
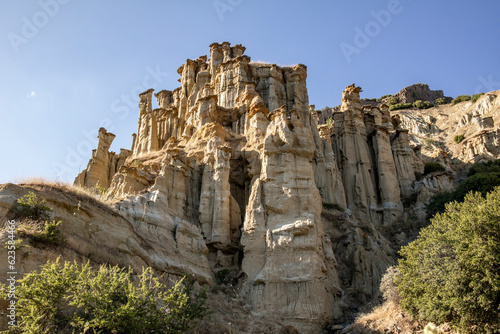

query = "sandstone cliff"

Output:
[[73, 43, 402, 332], [4, 42, 500, 333]]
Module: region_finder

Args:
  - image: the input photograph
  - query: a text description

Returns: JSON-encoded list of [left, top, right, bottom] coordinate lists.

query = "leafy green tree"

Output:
[[397, 188, 500, 333]]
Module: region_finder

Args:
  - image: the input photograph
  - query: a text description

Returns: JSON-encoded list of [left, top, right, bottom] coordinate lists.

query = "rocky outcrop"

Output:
[[385, 83, 451, 104], [75, 128, 131, 189], [331, 85, 403, 225], [240, 108, 341, 332], [67, 44, 404, 331]]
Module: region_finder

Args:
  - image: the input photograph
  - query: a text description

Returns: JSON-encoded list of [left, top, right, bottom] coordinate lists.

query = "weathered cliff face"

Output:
[[75, 127, 131, 188], [240, 108, 341, 330], [382, 83, 451, 105], [3, 42, 452, 333], [331, 85, 403, 226], [68, 44, 404, 331], [390, 91, 500, 165]]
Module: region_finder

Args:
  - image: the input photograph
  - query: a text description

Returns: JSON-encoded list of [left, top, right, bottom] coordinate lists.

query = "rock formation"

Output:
[[75, 127, 131, 188], [15, 42, 500, 332], [69, 43, 409, 331], [331, 85, 403, 225], [384, 83, 451, 105]]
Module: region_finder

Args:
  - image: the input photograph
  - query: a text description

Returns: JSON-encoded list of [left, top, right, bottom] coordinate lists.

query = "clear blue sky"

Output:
[[1, 0, 499, 184]]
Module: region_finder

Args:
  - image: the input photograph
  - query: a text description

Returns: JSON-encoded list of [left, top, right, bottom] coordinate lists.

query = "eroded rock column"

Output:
[[241, 107, 340, 332]]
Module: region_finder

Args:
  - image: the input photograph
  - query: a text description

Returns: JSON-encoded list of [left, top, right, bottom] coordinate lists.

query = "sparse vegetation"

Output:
[[0, 260, 209, 334], [451, 95, 471, 105], [388, 102, 413, 111], [422, 138, 435, 148], [397, 187, 500, 333], [215, 269, 233, 285], [364, 98, 377, 102], [453, 134, 465, 143], [387, 96, 399, 105], [412, 100, 433, 109], [30, 220, 63, 245], [322, 201, 345, 212], [471, 92, 484, 103], [378, 94, 392, 101], [12, 191, 52, 221], [434, 97, 447, 105], [427, 159, 500, 218], [11, 192, 63, 246], [423, 162, 446, 175]]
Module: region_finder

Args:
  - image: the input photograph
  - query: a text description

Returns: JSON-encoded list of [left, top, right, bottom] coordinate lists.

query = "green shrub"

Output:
[[396, 188, 500, 332], [422, 138, 434, 148], [31, 220, 63, 245], [426, 160, 500, 218], [467, 159, 500, 177], [0, 260, 209, 334], [451, 95, 471, 105], [378, 94, 392, 102], [364, 98, 377, 102], [389, 103, 413, 111], [322, 202, 345, 212], [413, 100, 433, 109], [453, 172, 500, 201], [453, 134, 465, 143], [423, 162, 446, 175], [471, 92, 484, 103], [387, 96, 399, 105], [12, 191, 52, 221], [435, 97, 447, 105], [426, 190, 455, 218], [215, 269, 233, 285]]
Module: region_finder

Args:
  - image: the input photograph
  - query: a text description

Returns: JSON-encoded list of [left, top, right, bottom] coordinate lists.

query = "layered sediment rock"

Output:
[[69, 43, 424, 331], [75, 128, 131, 188], [331, 85, 403, 225]]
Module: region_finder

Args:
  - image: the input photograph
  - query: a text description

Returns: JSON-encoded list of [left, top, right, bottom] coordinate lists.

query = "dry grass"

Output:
[[345, 301, 459, 334], [13, 177, 119, 215]]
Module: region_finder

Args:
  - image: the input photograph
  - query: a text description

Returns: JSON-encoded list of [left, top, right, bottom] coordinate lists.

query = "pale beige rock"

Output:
[[391, 129, 416, 199], [133, 89, 159, 157], [67, 44, 408, 332], [241, 107, 341, 332], [74, 128, 130, 189], [333, 85, 379, 223]]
